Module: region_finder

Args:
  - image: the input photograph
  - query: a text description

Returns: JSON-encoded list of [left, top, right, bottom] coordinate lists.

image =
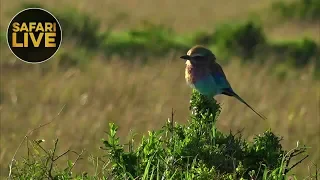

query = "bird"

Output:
[[180, 45, 267, 120]]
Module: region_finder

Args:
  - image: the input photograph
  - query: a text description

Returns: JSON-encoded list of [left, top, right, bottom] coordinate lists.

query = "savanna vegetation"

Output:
[[0, 0, 319, 179]]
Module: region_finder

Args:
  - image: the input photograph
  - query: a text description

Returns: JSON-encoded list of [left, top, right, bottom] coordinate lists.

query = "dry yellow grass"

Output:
[[0, 0, 319, 178]]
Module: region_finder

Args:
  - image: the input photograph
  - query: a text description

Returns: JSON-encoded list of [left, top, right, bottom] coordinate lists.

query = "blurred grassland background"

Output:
[[0, 0, 320, 178]]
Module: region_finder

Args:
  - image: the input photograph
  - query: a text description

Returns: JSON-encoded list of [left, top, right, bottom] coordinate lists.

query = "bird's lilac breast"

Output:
[[185, 64, 219, 96], [185, 64, 207, 84]]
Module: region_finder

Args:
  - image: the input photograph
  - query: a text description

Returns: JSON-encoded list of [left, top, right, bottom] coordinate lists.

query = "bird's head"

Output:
[[180, 45, 216, 65]]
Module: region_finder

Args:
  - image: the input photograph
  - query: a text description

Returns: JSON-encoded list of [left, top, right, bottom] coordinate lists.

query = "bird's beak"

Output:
[[180, 55, 191, 60]]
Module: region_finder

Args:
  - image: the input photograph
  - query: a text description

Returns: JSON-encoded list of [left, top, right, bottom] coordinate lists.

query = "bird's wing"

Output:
[[209, 62, 231, 88], [210, 62, 267, 120]]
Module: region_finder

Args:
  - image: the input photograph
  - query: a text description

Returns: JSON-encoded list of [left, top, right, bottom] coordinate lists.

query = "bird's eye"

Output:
[[192, 55, 204, 61]]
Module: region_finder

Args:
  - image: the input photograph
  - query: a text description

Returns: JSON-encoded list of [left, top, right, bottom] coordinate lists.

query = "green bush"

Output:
[[100, 90, 308, 179], [103, 21, 190, 58], [58, 9, 107, 52], [212, 21, 266, 59], [55, 47, 94, 68], [268, 38, 319, 66], [272, 0, 320, 21], [8, 90, 310, 179], [191, 21, 266, 60]]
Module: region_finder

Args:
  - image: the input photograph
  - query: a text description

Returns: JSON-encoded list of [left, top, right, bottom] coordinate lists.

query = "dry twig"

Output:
[[7, 104, 66, 179]]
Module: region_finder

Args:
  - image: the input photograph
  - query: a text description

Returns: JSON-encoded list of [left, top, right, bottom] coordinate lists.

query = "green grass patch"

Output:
[[268, 38, 319, 66], [272, 0, 320, 21]]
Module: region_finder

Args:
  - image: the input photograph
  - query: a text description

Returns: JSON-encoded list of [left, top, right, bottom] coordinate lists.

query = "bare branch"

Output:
[[53, 149, 71, 161], [8, 104, 66, 179], [69, 149, 85, 172], [285, 155, 309, 174], [48, 139, 59, 179], [34, 140, 50, 156]]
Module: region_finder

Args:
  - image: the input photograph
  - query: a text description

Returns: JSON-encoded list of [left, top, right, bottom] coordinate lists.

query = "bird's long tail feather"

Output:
[[223, 89, 267, 120]]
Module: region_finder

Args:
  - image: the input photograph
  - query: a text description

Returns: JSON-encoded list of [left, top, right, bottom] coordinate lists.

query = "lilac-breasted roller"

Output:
[[180, 45, 266, 120]]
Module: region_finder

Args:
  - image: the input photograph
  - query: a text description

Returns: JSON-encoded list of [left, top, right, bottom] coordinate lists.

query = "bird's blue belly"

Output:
[[193, 75, 219, 97]]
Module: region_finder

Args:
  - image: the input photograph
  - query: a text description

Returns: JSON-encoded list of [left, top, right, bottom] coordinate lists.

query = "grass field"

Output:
[[0, 0, 320, 179]]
